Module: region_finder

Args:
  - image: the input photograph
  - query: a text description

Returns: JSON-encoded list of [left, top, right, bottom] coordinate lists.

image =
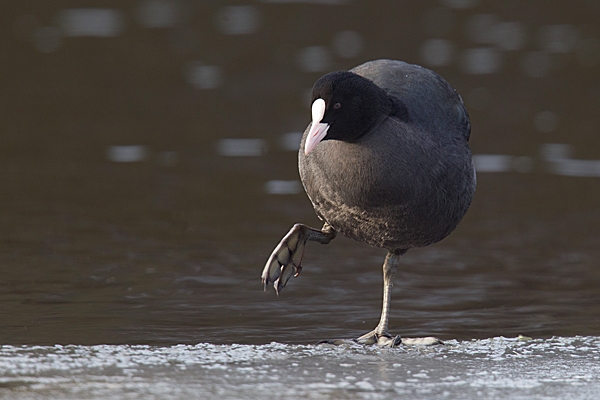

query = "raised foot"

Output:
[[262, 223, 335, 294]]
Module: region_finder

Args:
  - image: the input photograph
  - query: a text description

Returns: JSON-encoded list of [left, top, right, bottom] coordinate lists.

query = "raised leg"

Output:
[[262, 223, 336, 294]]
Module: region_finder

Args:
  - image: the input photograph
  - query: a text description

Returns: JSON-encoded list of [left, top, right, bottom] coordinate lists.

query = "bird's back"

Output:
[[351, 59, 471, 142]]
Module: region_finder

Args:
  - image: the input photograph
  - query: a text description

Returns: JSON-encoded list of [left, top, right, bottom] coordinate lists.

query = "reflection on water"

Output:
[[58, 9, 125, 38], [541, 144, 600, 177], [216, 138, 268, 157], [1, 0, 600, 350]]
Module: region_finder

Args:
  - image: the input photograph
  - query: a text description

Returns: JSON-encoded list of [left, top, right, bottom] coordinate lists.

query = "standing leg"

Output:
[[356, 251, 403, 347]]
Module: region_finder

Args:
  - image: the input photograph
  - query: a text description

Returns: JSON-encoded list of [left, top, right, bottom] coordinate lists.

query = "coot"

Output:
[[262, 59, 475, 347]]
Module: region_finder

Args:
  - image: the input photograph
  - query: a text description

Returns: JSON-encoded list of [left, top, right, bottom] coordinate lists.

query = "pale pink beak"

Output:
[[304, 122, 330, 155], [304, 98, 330, 155]]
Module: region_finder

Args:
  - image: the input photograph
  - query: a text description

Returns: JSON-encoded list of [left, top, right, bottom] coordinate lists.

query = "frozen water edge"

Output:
[[1, 336, 599, 399]]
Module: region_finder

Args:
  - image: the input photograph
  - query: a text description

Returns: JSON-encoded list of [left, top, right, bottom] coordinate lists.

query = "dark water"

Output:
[[1, 0, 599, 352], [2, 158, 600, 347]]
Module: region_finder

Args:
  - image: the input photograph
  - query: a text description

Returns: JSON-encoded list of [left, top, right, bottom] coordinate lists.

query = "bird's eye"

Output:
[[333, 103, 341, 109]]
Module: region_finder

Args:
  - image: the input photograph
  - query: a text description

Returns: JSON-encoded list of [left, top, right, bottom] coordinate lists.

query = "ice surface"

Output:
[[1, 336, 599, 399]]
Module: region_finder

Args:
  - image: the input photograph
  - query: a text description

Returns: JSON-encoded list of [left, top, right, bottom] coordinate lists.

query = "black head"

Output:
[[305, 71, 394, 154]]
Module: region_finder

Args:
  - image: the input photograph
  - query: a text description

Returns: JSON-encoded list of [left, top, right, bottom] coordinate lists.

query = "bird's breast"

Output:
[[298, 123, 474, 250]]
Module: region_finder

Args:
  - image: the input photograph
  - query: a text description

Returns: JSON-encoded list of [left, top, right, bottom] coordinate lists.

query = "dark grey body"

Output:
[[299, 60, 475, 251]]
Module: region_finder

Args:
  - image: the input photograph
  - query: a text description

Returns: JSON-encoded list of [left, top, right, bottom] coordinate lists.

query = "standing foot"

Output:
[[316, 331, 401, 347], [356, 330, 403, 347], [318, 333, 442, 348], [356, 330, 442, 346]]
